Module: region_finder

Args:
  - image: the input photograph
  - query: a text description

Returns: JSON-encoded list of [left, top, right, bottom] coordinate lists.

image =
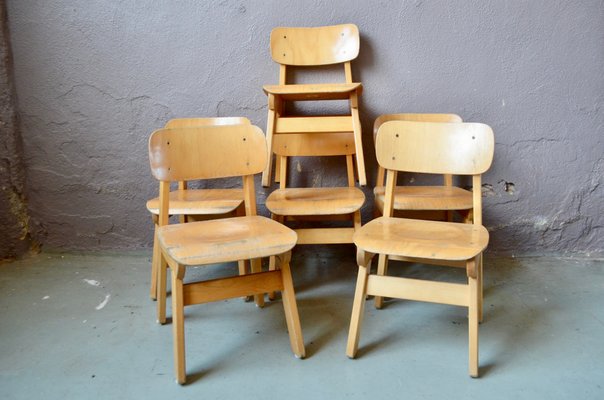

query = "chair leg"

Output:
[[478, 253, 484, 323], [278, 254, 305, 358], [262, 96, 277, 187], [150, 223, 159, 300], [275, 153, 282, 184], [374, 254, 389, 309], [170, 263, 186, 384], [268, 256, 277, 300], [238, 259, 253, 302], [157, 251, 168, 324], [350, 102, 366, 186], [468, 263, 480, 378], [346, 257, 371, 358], [268, 214, 284, 301], [251, 258, 265, 308]]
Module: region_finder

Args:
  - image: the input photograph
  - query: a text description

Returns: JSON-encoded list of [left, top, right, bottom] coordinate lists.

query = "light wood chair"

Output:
[[146, 117, 250, 321], [347, 120, 494, 377], [261, 24, 366, 188], [372, 113, 475, 309], [149, 124, 305, 384]]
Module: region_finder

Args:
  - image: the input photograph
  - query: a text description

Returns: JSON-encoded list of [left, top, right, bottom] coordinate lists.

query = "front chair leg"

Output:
[[157, 251, 168, 324], [468, 257, 480, 378], [277, 251, 305, 358], [346, 250, 373, 358], [170, 262, 186, 384]]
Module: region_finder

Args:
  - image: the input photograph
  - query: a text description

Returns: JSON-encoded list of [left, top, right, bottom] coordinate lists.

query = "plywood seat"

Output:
[[146, 188, 244, 215], [158, 216, 297, 266], [373, 186, 473, 212], [263, 83, 362, 101], [266, 187, 365, 216], [353, 217, 489, 262]]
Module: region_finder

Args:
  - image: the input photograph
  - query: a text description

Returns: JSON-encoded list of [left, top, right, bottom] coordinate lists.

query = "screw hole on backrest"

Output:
[[167, 141, 170, 145], [283, 53, 286, 57], [395, 134, 399, 138], [243, 137, 246, 141], [284, 35, 287, 39]]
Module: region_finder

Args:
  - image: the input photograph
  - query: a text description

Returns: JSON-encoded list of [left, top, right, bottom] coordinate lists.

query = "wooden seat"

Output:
[[347, 120, 494, 378], [261, 24, 366, 187], [372, 113, 475, 308], [266, 187, 365, 216], [146, 117, 250, 307], [159, 216, 296, 266], [149, 124, 305, 384]]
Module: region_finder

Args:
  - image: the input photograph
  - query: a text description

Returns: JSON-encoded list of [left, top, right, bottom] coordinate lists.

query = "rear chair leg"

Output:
[[374, 254, 389, 309]]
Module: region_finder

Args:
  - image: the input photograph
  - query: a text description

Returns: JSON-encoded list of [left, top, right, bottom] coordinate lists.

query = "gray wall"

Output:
[[4, 0, 603, 256], [0, 0, 32, 259]]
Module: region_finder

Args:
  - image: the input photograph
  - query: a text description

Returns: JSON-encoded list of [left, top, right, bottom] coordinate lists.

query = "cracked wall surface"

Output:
[[5, 0, 604, 255], [0, 0, 32, 259]]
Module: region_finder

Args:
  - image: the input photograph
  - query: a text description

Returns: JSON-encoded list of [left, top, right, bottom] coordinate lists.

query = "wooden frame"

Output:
[[148, 125, 305, 384], [261, 24, 366, 187], [347, 120, 494, 377]]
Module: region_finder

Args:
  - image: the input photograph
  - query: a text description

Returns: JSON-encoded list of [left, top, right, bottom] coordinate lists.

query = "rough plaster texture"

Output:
[[4, 0, 603, 255], [0, 0, 31, 259]]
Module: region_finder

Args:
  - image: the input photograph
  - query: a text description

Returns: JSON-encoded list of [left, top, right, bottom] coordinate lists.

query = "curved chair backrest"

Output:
[[373, 113, 462, 142], [149, 125, 267, 182], [270, 24, 359, 66], [164, 117, 251, 129], [376, 121, 494, 176]]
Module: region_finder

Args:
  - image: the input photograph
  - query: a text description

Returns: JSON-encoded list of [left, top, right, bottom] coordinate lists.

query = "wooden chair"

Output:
[[261, 24, 366, 188], [347, 120, 494, 377], [372, 113, 474, 309], [149, 124, 305, 384], [146, 117, 250, 321]]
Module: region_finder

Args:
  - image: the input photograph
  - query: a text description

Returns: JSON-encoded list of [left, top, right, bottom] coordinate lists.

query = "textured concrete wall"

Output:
[[5, 0, 604, 255], [0, 0, 32, 259]]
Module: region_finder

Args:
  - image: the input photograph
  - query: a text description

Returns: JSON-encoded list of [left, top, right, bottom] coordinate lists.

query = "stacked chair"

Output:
[[261, 23, 367, 188]]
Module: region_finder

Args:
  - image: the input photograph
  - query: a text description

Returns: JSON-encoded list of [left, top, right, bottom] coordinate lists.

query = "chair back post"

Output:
[[472, 175, 482, 226], [383, 169, 397, 218], [242, 174, 258, 216], [158, 180, 170, 227]]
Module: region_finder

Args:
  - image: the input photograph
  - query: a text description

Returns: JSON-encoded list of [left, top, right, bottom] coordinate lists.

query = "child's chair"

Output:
[[146, 117, 251, 320], [148, 124, 305, 384], [347, 120, 494, 377]]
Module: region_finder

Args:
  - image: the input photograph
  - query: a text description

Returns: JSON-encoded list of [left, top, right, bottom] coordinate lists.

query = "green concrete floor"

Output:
[[1, 249, 603, 399]]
